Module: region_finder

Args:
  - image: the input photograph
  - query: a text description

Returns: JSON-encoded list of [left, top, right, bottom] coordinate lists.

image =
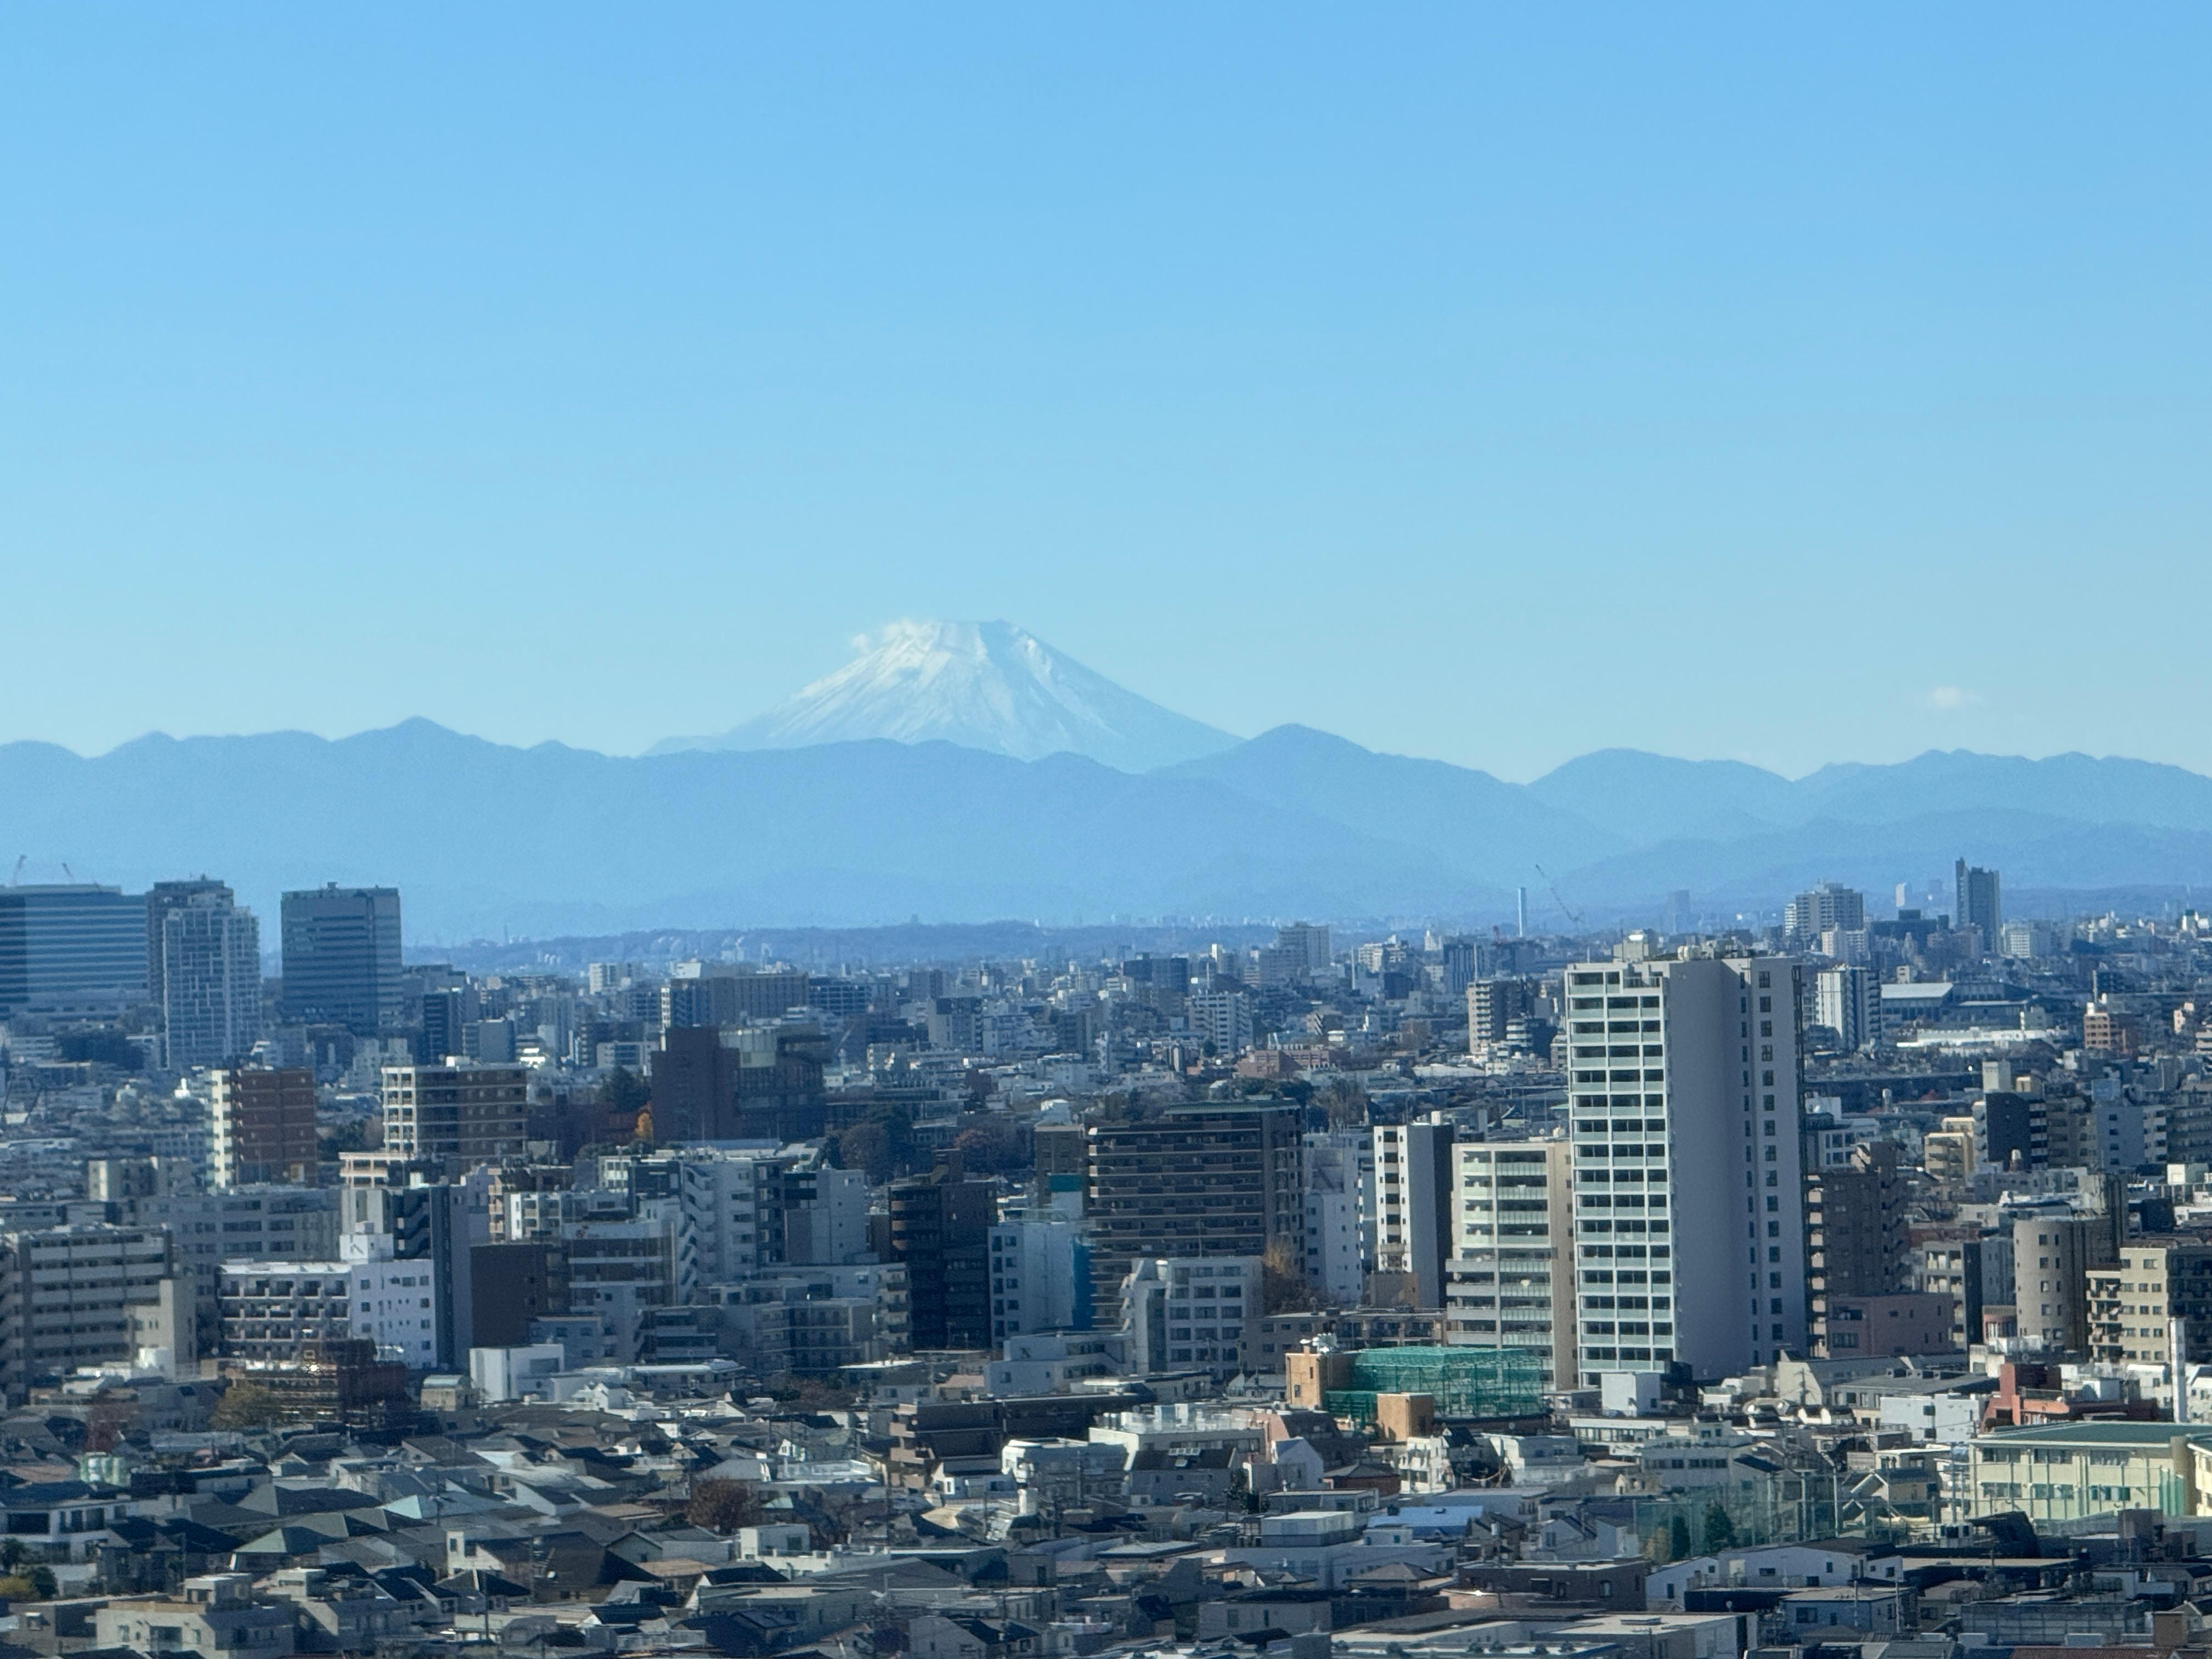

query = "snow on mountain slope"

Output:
[[652, 619, 1239, 772]]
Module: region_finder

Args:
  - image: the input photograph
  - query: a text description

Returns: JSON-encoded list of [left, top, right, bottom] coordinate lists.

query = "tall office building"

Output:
[[1563, 955, 1810, 1384], [1783, 882, 1866, 944], [1444, 1137, 1577, 1387], [1370, 1117, 1454, 1308], [1955, 860, 2002, 946], [280, 885, 403, 1033], [0, 884, 149, 1018], [1085, 1103, 1304, 1327], [160, 887, 263, 1068]]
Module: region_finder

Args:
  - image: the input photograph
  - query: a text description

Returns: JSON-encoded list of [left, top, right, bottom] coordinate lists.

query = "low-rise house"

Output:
[[92, 1573, 300, 1658]]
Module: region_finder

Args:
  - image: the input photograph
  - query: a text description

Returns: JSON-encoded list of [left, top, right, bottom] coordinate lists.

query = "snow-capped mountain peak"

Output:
[[650, 619, 1237, 772]]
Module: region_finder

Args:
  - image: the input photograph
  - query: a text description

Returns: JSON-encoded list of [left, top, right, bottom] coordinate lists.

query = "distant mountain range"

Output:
[[8, 623, 2212, 940]]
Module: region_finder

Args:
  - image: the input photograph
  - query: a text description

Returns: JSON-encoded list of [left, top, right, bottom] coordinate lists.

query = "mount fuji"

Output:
[[652, 619, 1238, 773]]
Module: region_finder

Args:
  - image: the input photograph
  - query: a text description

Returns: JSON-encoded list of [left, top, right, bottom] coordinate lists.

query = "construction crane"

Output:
[[1533, 863, 1583, 928]]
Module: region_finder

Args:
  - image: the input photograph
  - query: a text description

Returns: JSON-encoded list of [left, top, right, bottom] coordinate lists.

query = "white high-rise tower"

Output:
[[1562, 954, 1809, 1383]]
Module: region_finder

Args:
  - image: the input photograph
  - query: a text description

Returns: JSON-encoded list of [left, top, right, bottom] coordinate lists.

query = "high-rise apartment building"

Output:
[[378, 1062, 528, 1167], [1085, 1103, 1304, 1327], [1814, 966, 1877, 1052], [988, 1216, 1091, 1340], [2012, 1207, 2123, 1353], [145, 878, 230, 1010], [280, 885, 403, 1033], [1301, 1130, 1370, 1307], [661, 964, 811, 1029], [1468, 977, 1537, 1051], [160, 887, 263, 1068], [0, 1223, 189, 1400], [1187, 989, 1254, 1057], [210, 1067, 319, 1189], [1784, 883, 1867, 944], [1444, 1137, 1576, 1388], [0, 884, 149, 1018], [651, 1024, 830, 1142], [1563, 955, 1810, 1384], [1955, 860, 2002, 946], [1275, 923, 1332, 974], [1121, 1256, 1259, 1378], [1370, 1118, 1454, 1308], [888, 1161, 994, 1350], [2086, 1241, 2212, 1369], [1805, 1141, 1908, 1355]]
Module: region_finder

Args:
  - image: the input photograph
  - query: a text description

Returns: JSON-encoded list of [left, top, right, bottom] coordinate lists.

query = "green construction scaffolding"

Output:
[[1321, 1345, 1547, 1423]]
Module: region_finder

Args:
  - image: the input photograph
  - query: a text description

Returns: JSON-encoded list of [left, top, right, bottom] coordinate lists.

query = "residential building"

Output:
[[378, 1062, 528, 1167], [145, 876, 233, 1013], [1121, 1256, 1260, 1378], [1814, 966, 1877, 1052], [1301, 1130, 1370, 1307], [159, 886, 263, 1069], [0, 1224, 189, 1399], [1563, 955, 1811, 1384], [1784, 884, 1866, 945], [1444, 1136, 1576, 1389], [1806, 1141, 1908, 1356], [662, 964, 811, 1029], [279, 885, 403, 1034], [218, 1257, 442, 1368], [340, 1178, 487, 1369], [2086, 1240, 2212, 1369], [1187, 989, 1254, 1057], [988, 1217, 1091, 1340], [468, 1242, 568, 1349], [1916, 1232, 2013, 1349], [1370, 1116, 1454, 1308], [1276, 923, 1331, 974], [889, 1161, 993, 1350], [1468, 977, 1537, 1050], [2012, 1209, 2123, 1353], [209, 1067, 318, 1189], [560, 1212, 681, 1362], [650, 1023, 830, 1142], [1085, 1103, 1304, 1328]]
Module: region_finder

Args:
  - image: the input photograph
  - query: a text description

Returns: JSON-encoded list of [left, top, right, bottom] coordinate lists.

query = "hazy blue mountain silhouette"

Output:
[[9, 718, 2212, 938]]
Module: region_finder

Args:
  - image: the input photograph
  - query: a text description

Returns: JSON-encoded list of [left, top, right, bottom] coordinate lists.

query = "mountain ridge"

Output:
[[651, 619, 1238, 772], [10, 717, 2212, 939]]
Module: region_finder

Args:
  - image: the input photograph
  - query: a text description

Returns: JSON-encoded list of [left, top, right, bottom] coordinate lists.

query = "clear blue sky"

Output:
[[5, 8, 2208, 781]]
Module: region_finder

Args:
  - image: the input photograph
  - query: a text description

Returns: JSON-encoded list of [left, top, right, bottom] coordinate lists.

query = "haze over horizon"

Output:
[[8, 10, 2212, 779]]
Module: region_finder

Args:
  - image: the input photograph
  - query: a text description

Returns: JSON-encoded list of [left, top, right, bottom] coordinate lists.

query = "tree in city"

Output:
[[686, 1478, 768, 1534], [210, 1382, 282, 1431], [1667, 1514, 1692, 1562], [598, 1067, 650, 1118], [1261, 1237, 1322, 1314], [1701, 1500, 1737, 1553]]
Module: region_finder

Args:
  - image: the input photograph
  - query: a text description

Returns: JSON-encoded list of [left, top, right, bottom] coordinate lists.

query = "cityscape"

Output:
[[10, 10, 2212, 1659]]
